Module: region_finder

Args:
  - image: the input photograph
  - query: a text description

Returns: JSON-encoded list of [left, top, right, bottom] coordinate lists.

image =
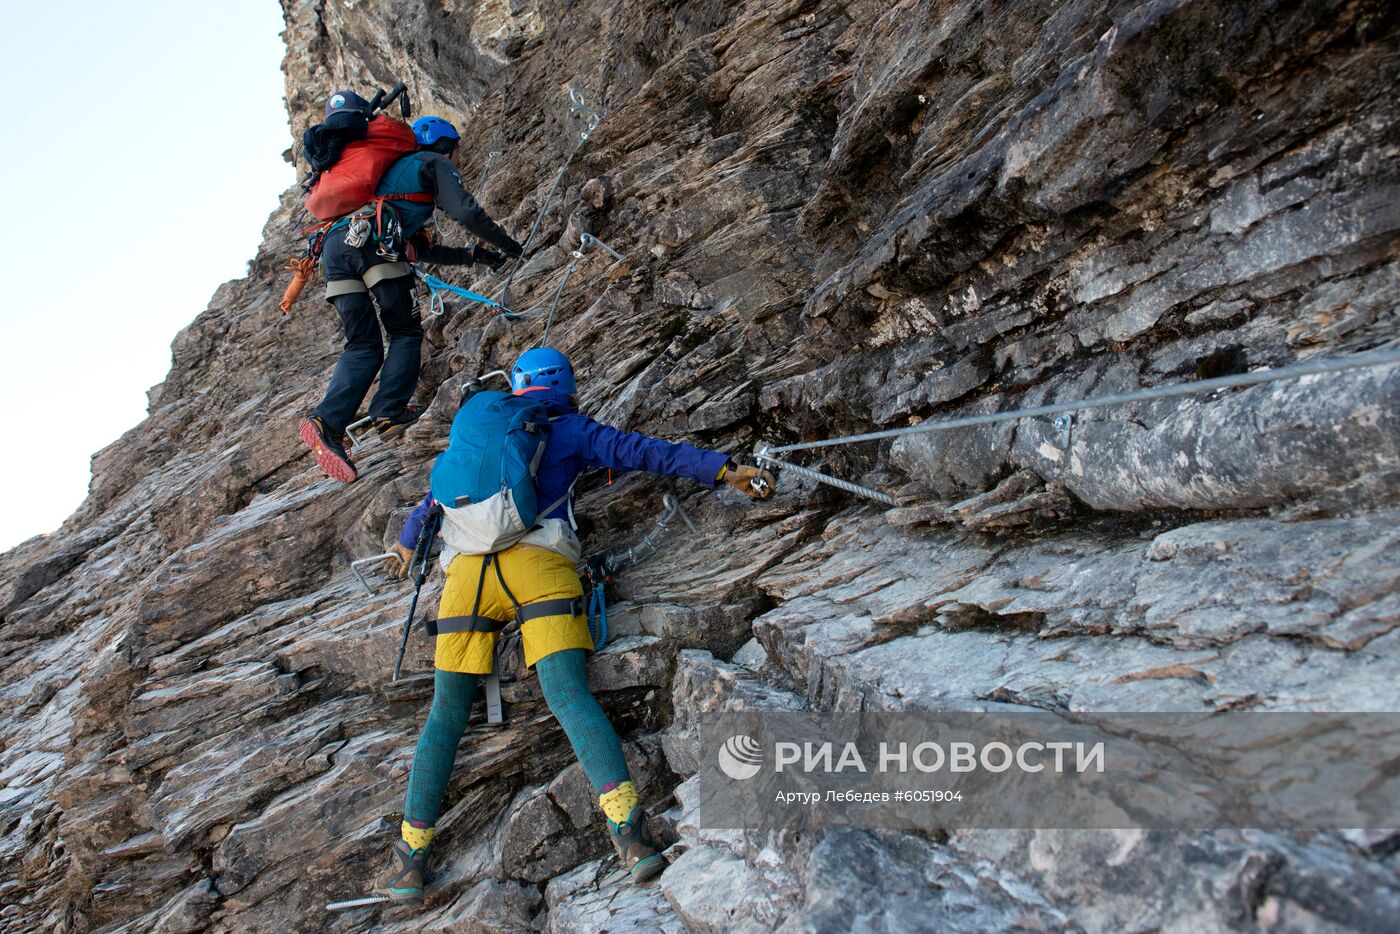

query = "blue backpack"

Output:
[[430, 391, 565, 555]]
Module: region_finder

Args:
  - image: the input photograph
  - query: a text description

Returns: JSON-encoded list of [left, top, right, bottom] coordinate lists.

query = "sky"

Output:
[[0, 1, 293, 551]]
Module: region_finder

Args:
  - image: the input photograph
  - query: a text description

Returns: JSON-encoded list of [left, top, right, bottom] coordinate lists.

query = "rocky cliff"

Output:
[[2, 1, 1398, 931]]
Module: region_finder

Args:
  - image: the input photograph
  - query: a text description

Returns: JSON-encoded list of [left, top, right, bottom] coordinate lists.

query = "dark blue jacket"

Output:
[[400, 388, 727, 547], [375, 151, 521, 254]]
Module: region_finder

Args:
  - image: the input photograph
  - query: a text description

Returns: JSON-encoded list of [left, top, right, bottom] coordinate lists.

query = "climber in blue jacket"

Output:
[[375, 347, 774, 905]]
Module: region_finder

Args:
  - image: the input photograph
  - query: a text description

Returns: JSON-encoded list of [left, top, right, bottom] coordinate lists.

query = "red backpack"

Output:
[[305, 116, 428, 221]]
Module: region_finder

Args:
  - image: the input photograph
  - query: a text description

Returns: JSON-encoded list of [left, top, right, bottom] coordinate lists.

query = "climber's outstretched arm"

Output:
[[568, 416, 772, 498], [411, 237, 510, 270], [422, 153, 523, 256]]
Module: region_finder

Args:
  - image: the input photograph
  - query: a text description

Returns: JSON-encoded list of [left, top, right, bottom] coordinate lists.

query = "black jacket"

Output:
[[394, 152, 522, 259]]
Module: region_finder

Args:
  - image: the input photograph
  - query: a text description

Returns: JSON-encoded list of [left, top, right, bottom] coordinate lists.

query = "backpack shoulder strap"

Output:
[[533, 476, 579, 532]]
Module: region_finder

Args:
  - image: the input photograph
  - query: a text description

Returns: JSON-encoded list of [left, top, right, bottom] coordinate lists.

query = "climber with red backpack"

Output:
[[361, 348, 774, 906], [294, 90, 525, 484]]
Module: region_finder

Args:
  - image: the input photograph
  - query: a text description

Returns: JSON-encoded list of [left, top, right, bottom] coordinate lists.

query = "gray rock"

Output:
[[424, 876, 543, 933], [730, 637, 768, 670], [661, 844, 789, 932], [545, 858, 684, 933], [3, 0, 1396, 931], [497, 786, 584, 884]]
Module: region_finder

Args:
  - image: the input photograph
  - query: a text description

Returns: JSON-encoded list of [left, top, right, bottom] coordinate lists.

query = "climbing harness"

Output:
[[280, 188, 432, 315], [754, 346, 1400, 505], [497, 87, 605, 305], [536, 232, 625, 345], [359, 192, 437, 255], [412, 553, 584, 726]]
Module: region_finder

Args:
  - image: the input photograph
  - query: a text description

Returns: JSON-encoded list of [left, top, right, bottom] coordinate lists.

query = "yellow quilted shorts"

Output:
[[433, 544, 593, 674]]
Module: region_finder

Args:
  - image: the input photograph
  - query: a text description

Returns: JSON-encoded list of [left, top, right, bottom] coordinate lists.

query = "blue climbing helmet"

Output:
[[512, 347, 576, 396], [412, 116, 460, 147]]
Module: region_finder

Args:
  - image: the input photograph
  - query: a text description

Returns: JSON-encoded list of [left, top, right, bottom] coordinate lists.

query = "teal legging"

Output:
[[403, 649, 630, 825]]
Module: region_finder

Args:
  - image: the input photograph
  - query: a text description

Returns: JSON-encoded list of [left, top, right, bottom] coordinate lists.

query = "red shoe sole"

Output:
[[298, 418, 358, 483]]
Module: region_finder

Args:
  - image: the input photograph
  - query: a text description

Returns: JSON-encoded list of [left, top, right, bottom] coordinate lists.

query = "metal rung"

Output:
[[352, 552, 401, 597], [461, 370, 512, 397], [345, 415, 375, 450]]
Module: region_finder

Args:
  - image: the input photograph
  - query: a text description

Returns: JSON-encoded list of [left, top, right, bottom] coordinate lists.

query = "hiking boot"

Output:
[[609, 806, 666, 884], [373, 406, 424, 443], [298, 414, 358, 483], [373, 839, 427, 905]]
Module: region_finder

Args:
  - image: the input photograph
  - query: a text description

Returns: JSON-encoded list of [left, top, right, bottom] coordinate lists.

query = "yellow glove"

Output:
[[722, 463, 776, 499], [386, 542, 416, 580]]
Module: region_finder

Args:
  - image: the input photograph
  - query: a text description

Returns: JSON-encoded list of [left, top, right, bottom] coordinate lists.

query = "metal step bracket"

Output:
[[579, 232, 624, 262], [352, 552, 401, 597], [344, 415, 375, 450]]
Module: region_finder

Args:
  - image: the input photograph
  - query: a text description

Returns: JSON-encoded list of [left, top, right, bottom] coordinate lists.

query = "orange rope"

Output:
[[279, 256, 317, 314]]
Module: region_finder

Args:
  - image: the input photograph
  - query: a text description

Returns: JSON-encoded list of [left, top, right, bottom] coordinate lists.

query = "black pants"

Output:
[[312, 232, 424, 433]]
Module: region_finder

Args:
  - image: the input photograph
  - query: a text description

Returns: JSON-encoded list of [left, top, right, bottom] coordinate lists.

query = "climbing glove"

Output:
[[471, 245, 508, 270], [722, 462, 775, 499], [386, 542, 416, 579]]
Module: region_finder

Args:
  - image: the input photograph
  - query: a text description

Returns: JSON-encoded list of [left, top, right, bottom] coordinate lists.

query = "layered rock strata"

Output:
[[2, 0, 1397, 931]]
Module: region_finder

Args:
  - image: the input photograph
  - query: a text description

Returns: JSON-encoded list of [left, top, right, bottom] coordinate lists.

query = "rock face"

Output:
[[3, 1, 1398, 931]]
